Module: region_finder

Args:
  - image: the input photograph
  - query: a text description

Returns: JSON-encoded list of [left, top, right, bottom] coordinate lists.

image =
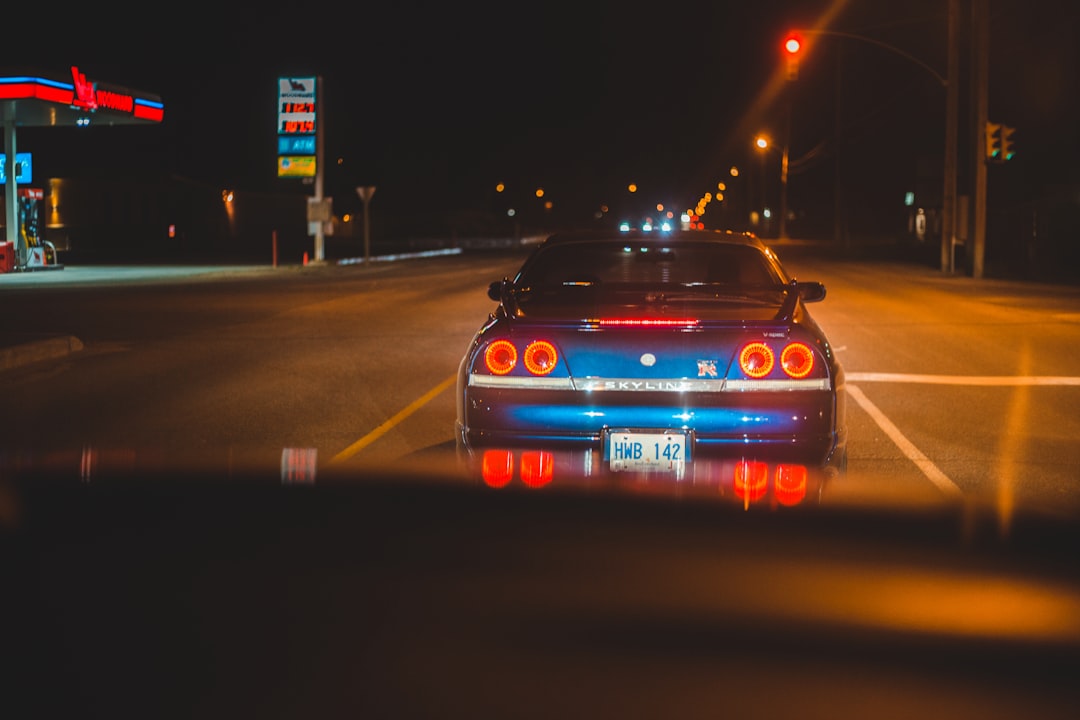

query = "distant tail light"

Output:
[[739, 342, 775, 378], [523, 341, 558, 376], [780, 342, 814, 379], [481, 449, 515, 488], [484, 340, 517, 375], [520, 450, 554, 487]]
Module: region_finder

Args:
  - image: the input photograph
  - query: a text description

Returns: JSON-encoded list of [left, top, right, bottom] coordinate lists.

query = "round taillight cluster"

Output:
[[484, 340, 517, 376], [738, 341, 815, 379], [780, 342, 815, 379], [484, 339, 558, 376]]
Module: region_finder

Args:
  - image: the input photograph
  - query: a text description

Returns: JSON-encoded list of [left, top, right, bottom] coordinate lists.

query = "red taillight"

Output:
[[774, 464, 808, 506], [484, 340, 517, 375], [739, 341, 816, 379], [734, 460, 769, 503], [523, 341, 558, 376], [481, 449, 514, 488], [484, 339, 560, 376], [520, 450, 554, 488], [739, 342, 774, 378], [780, 342, 814, 379]]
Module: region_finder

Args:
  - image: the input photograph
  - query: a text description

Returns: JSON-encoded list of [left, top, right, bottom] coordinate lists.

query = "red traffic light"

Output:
[[783, 33, 803, 80]]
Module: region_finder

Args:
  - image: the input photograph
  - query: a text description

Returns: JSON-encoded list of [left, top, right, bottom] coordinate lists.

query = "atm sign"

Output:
[[0, 153, 32, 184]]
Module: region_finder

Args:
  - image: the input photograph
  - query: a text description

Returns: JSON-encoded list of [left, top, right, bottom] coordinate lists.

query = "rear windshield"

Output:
[[517, 241, 786, 287]]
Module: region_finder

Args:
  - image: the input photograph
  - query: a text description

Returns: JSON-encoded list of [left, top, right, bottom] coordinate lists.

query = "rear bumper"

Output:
[[459, 386, 842, 463]]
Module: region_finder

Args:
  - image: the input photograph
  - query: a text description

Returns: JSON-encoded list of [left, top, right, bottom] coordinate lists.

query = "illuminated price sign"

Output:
[[281, 118, 315, 134], [277, 78, 315, 133], [277, 77, 317, 178]]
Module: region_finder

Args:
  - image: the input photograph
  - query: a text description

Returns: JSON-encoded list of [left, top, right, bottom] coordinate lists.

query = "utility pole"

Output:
[[970, 0, 990, 278], [941, 0, 960, 273]]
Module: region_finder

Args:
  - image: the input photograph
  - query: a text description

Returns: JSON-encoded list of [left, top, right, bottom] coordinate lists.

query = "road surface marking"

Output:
[[846, 383, 963, 497], [846, 372, 1080, 386], [329, 374, 457, 464]]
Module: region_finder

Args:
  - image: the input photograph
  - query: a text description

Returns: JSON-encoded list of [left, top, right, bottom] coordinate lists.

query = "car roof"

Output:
[[542, 228, 769, 249]]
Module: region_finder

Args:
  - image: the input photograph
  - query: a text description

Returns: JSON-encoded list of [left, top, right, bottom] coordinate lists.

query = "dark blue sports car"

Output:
[[456, 229, 846, 501]]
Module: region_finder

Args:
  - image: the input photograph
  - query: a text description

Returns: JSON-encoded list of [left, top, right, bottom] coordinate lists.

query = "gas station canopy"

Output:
[[1, 66, 164, 271], [0, 65, 164, 127]]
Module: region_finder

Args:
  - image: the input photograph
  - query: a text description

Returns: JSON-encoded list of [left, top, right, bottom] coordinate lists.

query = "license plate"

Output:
[[606, 431, 688, 472]]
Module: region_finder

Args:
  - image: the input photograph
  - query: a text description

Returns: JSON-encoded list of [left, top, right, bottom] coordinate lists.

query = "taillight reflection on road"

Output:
[[481, 449, 514, 488], [520, 450, 554, 488]]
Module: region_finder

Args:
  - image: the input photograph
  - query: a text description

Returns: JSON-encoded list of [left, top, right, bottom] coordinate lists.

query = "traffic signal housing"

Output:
[[985, 122, 1002, 161], [985, 122, 1017, 163], [1000, 125, 1016, 161]]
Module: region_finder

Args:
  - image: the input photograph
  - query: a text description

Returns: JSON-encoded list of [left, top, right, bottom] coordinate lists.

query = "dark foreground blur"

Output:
[[2, 466, 1078, 719]]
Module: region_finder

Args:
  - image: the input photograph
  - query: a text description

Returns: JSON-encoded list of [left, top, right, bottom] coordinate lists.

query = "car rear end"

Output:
[[456, 300, 845, 493], [455, 231, 846, 499]]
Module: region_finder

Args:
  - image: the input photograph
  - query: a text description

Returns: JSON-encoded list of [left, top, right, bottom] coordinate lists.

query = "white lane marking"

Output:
[[846, 384, 964, 498], [846, 372, 1080, 386]]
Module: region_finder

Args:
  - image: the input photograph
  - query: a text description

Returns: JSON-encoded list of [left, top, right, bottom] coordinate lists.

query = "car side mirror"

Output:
[[796, 281, 826, 303], [488, 279, 509, 302]]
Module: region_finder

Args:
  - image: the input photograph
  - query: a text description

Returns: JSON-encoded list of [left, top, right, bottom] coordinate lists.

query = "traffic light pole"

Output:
[[971, 0, 989, 279], [795, 26, 953, 271]]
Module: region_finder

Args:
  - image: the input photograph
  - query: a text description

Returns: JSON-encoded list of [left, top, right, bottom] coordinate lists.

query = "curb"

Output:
[[0, 335, 85, 372]]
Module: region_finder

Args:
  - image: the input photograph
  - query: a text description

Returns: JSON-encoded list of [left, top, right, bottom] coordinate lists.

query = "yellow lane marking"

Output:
[[328, 374, 457, 465]]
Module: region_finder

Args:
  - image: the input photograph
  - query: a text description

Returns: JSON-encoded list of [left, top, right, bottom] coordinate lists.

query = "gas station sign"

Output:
[[277, 77, 317, 178], [278, 155, 317, 178]]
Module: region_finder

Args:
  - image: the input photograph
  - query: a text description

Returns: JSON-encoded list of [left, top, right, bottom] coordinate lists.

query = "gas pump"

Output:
[[16, 188, 60, 270]]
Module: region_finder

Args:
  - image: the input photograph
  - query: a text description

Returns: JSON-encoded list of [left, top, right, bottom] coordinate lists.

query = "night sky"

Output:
[[7, 0, 1078, 239]]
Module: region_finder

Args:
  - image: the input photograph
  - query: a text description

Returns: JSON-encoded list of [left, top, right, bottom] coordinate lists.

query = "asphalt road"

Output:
[[2, 244, 1080, 515], [6, 243, 1080, 720]]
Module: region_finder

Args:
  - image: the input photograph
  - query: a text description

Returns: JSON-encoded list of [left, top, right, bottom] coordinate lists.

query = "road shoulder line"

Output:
[[846, 383, 964, 497]]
